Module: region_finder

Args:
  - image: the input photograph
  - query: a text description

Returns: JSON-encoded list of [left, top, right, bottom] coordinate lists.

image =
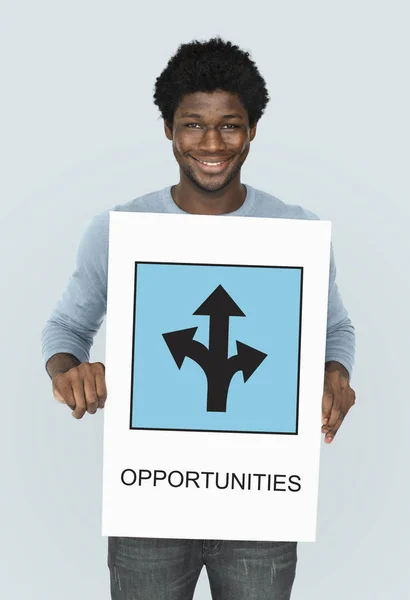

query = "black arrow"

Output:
[[162, 327, 208, 371], [193, 284, 245, 362], [228, 341, 268, 382], [162, 285, 267, 413]]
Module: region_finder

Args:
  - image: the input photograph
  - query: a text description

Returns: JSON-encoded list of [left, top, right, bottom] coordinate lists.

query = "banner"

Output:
[[102, 211, 331, 541]]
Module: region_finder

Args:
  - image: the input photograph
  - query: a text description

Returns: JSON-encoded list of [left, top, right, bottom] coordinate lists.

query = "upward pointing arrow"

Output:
[[193, 284, 245, 317]]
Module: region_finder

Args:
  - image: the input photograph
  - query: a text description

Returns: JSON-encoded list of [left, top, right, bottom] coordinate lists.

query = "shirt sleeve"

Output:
[[41, 211, 109, 367], [325, 244, 356, 378]]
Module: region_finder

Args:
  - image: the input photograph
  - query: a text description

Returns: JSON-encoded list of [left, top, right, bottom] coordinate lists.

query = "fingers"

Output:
[[321, 378, 333, 426], [52, 362, 107, 419], [71, 372, 87, 419], [94, 362, 107, 409], [81, 362, 107, 413], [323, 409, 345, 443], [324, 400, 354, 443], [325, 386, 343, 432], [322, 369, 355, 443], [83, 374, 98, 415]]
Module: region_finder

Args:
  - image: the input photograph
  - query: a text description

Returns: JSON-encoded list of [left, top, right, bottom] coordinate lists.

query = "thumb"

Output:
[[52, 377, 66, 404], [54, 389, 65, 403]]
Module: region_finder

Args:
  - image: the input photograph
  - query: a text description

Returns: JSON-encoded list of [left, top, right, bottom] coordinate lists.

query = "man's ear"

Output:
[[249, 121, 257, 141], [164, 120, 173, 140]]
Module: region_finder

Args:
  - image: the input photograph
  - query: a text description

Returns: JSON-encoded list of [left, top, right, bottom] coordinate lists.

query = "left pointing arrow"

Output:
[[162, 327, 208, 370]]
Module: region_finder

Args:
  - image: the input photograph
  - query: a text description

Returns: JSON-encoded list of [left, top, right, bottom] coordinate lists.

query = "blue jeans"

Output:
[[108, 537, 297, 599]]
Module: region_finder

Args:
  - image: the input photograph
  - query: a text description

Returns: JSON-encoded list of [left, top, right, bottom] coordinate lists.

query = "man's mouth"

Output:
[[190, 155, 233, 172]]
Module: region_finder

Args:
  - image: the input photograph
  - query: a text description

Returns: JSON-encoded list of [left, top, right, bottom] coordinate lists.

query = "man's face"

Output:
[[164, 90, 257, 193]]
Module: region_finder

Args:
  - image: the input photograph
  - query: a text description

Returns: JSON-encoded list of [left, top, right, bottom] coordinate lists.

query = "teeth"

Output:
[[199, 160, 224, 165]]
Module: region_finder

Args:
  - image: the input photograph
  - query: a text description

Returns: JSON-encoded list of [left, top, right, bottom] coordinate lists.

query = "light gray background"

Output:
[[1, 1, 408, 598]]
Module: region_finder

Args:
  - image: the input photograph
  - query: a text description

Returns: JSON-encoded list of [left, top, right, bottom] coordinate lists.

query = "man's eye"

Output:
[[186, 123, 239, 129]]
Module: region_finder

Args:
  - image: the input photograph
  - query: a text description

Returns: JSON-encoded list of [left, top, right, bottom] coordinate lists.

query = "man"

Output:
[[42, 37, 355, 600]]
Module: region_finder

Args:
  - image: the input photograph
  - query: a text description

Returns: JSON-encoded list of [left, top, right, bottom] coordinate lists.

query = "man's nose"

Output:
[[198, 128, 227, 152]]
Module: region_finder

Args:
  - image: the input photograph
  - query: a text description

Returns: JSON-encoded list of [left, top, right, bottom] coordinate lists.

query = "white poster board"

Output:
[[102, 212, 331, 542]]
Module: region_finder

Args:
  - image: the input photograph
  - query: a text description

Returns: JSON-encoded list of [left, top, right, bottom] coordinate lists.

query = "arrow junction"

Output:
[[162, 285, 267, 412]]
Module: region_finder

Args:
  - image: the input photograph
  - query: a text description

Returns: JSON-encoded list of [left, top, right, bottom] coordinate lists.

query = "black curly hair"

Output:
[[153, 36, 270, 128]]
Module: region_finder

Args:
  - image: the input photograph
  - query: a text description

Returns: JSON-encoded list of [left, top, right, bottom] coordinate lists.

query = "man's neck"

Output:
[[171, 177, 247, 215]]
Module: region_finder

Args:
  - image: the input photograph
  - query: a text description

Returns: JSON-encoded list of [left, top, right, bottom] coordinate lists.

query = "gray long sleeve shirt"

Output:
[[41, 183, 355, 377]]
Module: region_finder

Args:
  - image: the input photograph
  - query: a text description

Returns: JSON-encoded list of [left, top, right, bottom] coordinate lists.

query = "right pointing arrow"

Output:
[[229, 341, 268, 382]]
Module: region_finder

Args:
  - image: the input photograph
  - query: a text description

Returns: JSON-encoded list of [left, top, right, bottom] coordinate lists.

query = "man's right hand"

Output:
[[52, 362, 107, 419]]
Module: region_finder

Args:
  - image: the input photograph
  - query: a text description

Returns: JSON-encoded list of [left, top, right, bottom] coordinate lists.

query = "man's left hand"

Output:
[[322, 361, 356, 444]]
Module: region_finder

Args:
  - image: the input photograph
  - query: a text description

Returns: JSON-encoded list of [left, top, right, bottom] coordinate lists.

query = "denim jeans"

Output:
[[108, 537, 297, 599]]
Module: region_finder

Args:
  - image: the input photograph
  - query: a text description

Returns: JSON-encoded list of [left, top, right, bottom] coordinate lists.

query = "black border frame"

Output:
[[129, 261, 304, 435]]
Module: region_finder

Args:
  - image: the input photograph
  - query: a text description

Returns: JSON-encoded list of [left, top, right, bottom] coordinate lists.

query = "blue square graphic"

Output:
[[130, 262, 302, 434]]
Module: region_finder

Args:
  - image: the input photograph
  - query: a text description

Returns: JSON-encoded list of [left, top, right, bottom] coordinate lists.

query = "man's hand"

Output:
[[321, 361, 355, 444], [52, 362, 107, 419]]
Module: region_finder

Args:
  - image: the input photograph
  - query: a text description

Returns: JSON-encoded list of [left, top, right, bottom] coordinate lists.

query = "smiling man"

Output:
[[167, 89, 255, 214], [42, 37, 356, 600]]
